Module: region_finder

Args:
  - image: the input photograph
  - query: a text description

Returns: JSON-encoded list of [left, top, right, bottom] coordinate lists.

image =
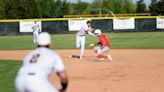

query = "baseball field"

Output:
[[0, 32, 164, 92]]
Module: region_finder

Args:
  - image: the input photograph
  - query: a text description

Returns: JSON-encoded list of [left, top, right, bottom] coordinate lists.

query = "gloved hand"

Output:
[[89, 43, 94, 47]]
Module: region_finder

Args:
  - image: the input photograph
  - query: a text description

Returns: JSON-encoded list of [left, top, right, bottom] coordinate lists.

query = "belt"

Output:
[[28, 73, 36, 76], [80, 35, 85, 36]]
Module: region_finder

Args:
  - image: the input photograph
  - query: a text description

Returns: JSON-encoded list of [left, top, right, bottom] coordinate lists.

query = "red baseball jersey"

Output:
[[99, 34, 110, 47]]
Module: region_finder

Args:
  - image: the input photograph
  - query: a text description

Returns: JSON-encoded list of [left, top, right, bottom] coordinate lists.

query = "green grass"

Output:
[[0, 32, 164, 50], [0, 60, 21, 92], [110, 32, 164, 49]]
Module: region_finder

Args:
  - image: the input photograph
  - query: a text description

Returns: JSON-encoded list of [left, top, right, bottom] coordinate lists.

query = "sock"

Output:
[[97, 54, 107, 58]]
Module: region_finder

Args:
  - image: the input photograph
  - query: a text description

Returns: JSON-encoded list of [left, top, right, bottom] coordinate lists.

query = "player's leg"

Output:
[[69, 34, 81, 58], [99, 46, 109, 53], [36, 31, 39, 38], [96, 46, 112, 61], [26, 76, 58, 92], [80, 36, 85, 59], [33, 32, 36, 43], [15, 75, 26, 92], [69, 35, 80, 58], [99, 46, 112, 61], [33, 31, 38, 44], [76, 34, 80, 48], [93, 46, 101, 53]]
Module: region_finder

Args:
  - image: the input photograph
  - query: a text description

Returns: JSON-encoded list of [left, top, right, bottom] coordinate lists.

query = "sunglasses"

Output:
[[87, 21, 92, 23]]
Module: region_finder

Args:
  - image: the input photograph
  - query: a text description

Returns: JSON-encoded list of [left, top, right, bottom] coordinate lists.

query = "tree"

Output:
[[3, 0, 18, 19], [136, 0, 146, 13], [0, 0, 5, 18], [91, 0, 103, 14], [157, 0, 164, 15], [122, 0, 136, 13], [73, 0, 91, 14], [62, 0, 70, 15], [149, 0, 158, 15], [37, 0, 52, 18], [91, 0, 135, 14], [17, 0, 41, 19], [64, 2, 74, 15], [54, 0, 64, 17]]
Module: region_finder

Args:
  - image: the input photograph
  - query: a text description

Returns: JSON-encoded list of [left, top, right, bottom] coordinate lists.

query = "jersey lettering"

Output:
[[30, 54, 40, 63]]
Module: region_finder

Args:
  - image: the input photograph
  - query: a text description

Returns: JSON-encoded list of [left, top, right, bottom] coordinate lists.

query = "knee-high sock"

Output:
[[97, 54, 107, 58]]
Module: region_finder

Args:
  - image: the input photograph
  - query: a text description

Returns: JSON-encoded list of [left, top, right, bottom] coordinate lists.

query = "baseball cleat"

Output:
[[69, 55, 80, 59], [79, 56, 83, 60], [68, 55, 72, 58], [107, 55, 112, 62]]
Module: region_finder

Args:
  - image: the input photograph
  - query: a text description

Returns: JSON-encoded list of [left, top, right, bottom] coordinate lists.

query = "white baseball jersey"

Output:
[[32, 23, 40, 32], [15, 47, 65, 92], [77, 24, 90, 36]]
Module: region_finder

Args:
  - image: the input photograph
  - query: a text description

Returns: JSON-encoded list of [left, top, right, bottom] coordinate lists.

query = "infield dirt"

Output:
[[0, 49, 164, 92]]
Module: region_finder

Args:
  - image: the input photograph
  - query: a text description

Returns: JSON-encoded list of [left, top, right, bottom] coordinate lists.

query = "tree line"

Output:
[[0, 0, 163, 19]]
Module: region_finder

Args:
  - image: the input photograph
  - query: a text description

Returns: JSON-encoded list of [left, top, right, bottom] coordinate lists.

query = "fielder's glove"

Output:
[[89, 43, 94, 47]]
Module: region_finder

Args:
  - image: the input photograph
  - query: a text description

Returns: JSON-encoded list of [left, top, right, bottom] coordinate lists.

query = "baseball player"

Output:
[[90, 29, 112, 61], [32, 21, 41, 44], [70, 19, 95, 60], [15, 32, 68, 92]]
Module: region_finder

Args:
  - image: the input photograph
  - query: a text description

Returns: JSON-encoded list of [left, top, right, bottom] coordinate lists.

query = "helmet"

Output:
[[94, 29, 102, 35], [86, 18, 92, 23], [37, 32, 51, 46]]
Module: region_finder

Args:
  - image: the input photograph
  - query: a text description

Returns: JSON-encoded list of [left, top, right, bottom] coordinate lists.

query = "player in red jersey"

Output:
[[90, 29, 112, 61]]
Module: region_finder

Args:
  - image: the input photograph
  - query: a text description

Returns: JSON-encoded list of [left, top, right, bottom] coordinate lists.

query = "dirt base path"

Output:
[[0, 49, 164, 92]]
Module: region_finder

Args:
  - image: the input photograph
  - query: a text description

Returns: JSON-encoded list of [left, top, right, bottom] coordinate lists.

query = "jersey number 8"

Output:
[[30, 54, 40, 63]]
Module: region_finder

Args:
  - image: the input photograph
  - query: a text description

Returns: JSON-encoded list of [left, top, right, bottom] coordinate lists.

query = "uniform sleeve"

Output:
[[23, 52, 33, 65], [82, 25, 88, 32], [53, 54, 65, 73]]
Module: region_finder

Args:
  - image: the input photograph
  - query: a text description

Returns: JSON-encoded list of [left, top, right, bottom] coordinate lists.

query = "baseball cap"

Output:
[[37, 32, 51, 46], [86, 18, 92, 23]]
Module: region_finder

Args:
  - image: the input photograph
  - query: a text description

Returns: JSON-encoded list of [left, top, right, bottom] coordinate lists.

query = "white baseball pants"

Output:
[[15, 75, 58, 92], [94, 46, 109, 54], [33, 31, 39, 43], [76, 34, 85, 58]]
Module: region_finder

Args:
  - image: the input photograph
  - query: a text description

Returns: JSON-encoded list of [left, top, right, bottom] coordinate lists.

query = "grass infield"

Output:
[[0, 60, 21, 92], [0, 32, 164, 50]]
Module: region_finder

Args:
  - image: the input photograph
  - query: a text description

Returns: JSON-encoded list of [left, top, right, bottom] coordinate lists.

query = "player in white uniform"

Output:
[[70, 19, 95, 60], [15, 32, 68, 92], [32, 21, 41, 44]]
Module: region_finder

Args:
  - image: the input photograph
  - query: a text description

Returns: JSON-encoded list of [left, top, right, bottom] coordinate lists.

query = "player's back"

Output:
[[99, 34, 110, 47], [18, 47, 64, 78]]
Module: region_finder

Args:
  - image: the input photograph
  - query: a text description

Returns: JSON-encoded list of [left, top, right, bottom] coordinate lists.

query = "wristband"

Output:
[[61, 82, 68, 90]]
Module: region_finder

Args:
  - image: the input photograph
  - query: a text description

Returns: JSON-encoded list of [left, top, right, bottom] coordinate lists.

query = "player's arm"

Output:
[[100, 37, 106, 49], [89, 42, 100, 47], [87, 28, 96, 37], [54, 55, 68, 92], [88, 31, 96, 37], [101, 43, 106, 49], [57, 71, 68, 92], [85, 26, 95, 37]]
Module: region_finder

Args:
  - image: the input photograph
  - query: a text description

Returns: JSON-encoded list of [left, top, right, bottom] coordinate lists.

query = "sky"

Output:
[[69, 0, 151, 6]]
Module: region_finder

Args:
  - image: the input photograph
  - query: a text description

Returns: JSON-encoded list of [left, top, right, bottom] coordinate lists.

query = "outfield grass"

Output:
[[0, 60, 21, 92], [0, 32, 164, 50], [110, 32, 164, 49]]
